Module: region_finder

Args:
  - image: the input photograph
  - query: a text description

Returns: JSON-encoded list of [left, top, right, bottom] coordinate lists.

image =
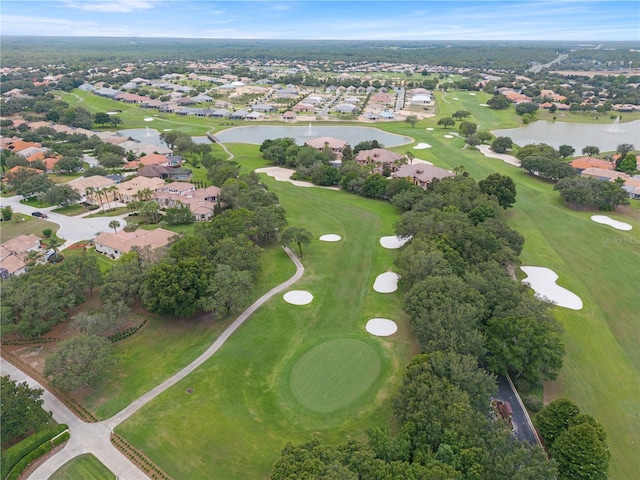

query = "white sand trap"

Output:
[[255, 167, 338, 190], [521, 266, 583, 310], [319, 234, 341, 242], [469, 93, 477, 96], [163, 128, 172, 132], [144, 117, 154, 122], [453, 97, 459, 100], [373, 272, 399, 293], [283, 290, 314, 305], [414, 143, 432, 149], [426, 127, 434, 131], [380, 235, 412, 249], [479, 103, 489, 107], [106, 111, 119, 115], [591, 215, 632, 231], [444, 134, 454, 139], [366, 318, 398, 337]]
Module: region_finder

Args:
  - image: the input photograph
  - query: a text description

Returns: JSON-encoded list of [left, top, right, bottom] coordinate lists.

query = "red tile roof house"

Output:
[[392, 164, 455, 188], [355, 148, 405, 173], [152, 185, 221, 221], [305, 137, 348, 159], [0, 234, 41, 278], [570, 157, 615, 172], [580, 167, 629, 182], [282, 111, 297, 121], [94, 228, 176, 259]]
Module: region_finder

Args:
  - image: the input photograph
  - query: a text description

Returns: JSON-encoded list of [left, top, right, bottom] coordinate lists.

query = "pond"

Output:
[[213, 125, 413, 147], [492, 119, 640, 152]]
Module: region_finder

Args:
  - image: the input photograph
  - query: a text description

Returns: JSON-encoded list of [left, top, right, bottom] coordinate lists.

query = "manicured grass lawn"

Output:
[[63, 246, 115, 274], [19, 197, 52, 208], [49, 454, 115, 480], [75, 245, 296, 420], [84, 207, 129, 218], [48, 173, 83, 184], [289, 339, 381, 412], [51, 204, 91, 216], [117, 177, 418, 479], [0, 214, 58, 243]]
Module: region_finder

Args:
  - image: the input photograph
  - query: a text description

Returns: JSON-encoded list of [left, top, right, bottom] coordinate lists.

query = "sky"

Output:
[[1, 0, 639, 41]]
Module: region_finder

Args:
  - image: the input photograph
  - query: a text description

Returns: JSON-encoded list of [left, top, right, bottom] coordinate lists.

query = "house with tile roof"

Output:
[[94, 228, 175, 259], [570, 157, 615, 172], [0, 234, 41, 278], [356, 148, 404, 173], [392, 164, 455, 188], [305, 137, 348, 158], [116, 176, 165, 203]]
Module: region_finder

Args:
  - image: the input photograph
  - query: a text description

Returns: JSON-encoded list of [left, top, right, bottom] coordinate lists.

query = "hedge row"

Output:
[[1, 337, 60, 346], [1, 424, 68, 480], [108, 319, 148, 343], [110, 433, 172, 480], [0, 352, 98, 423]]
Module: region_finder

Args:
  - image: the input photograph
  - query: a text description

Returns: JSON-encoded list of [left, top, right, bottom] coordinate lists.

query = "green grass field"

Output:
[[289, 339, 382, 413], [117, 175, 418, 479], [61, 87, 639, 478], [72, 245, 296, 420], [0, 214, 58, 243], [49, 454, 115, 480]]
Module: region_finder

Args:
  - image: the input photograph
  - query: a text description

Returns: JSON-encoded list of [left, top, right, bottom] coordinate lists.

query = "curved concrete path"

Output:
[[1, 247, 304, 479]]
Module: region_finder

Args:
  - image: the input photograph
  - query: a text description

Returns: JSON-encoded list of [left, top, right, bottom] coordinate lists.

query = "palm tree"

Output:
[[405, 151, 415, 165], [85, 186, 95, 205], [95, 189, 105, 211], [109, 220, 121, 234]]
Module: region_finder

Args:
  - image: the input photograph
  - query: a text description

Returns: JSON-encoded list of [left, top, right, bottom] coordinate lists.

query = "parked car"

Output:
[[31, 211, 49, 218]]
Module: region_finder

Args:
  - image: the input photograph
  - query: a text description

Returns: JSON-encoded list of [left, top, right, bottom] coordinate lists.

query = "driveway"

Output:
[[496, 375, 541, 445]]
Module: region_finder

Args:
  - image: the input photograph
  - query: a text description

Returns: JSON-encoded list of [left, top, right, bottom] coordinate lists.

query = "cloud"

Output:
[[61, 0, 157, 13]]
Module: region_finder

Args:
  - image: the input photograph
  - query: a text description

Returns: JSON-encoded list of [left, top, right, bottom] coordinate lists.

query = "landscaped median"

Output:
[[1, 424, 69, 480]]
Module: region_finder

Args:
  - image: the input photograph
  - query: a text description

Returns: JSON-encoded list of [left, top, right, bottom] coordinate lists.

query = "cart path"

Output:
[[2, 246, 303, 479]]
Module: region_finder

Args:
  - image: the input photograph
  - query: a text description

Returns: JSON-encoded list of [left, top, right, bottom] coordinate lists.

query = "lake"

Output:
[[213, 125, 413, 147], [492, 119, 640, 152]]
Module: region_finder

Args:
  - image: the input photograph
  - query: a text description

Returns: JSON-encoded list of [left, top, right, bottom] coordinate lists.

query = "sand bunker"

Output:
[[453, 97, 459, 100], [591, 215, 632, 231], [319, 234, 341, 242], [479, 103, 489, 107], [163, 128, 172, 132], [426, 127, 434, 131], [255, 167, 338, 190], [444, 134, 454, 139], [365, 318, 398, 337], [379, 236, 412, 249], [283, 290, 313, 305], [144, 117, 154, 122], [521, 266, 583, 310], [373, 272, 399, 293], [107, 111, 119, 115], [469, 93, 477, 96], [414, 143, 432, 149]]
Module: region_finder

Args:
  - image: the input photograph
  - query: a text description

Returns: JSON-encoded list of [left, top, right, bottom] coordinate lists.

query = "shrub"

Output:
[[1, 424, 67, 479]]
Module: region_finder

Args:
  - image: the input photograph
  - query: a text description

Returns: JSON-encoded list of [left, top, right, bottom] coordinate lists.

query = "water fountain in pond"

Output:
[[606, 116, 623, 134], [307, 122, 314, 138], [146, 126, 150, 137]]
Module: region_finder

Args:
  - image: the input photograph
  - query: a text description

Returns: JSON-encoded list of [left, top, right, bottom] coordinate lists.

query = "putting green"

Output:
[[290, 339, 381, 412]]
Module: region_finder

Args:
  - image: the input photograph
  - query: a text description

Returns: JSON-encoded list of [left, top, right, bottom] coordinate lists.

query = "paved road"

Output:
[[0, 195, 129, 250], [1, 246, 304, 479], [496, 375, 540, 445]]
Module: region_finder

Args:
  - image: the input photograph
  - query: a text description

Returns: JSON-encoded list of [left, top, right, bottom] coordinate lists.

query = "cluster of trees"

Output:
[[536, 398, 610, 480], [515, 142, 632, 210], [1, 37, 563, 71], [1, 376, 52, 445], [272, 175, 563, 478], [1, 253, 102, 338], [554, 177, 629, 211]]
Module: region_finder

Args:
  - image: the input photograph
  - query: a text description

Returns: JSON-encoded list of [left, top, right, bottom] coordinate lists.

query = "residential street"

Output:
[[496, 375, 541, 445], [0, 194, 129, 250]]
